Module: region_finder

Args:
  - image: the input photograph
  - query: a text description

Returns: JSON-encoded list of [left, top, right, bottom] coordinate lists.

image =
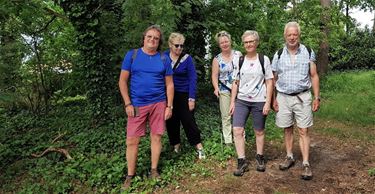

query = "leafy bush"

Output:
[[330, 29, 375, 70], [369, 168, 375, 177]]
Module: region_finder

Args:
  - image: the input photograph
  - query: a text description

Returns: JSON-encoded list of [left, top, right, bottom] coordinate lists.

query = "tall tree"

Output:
[[172, 0, 207, 81], [317, 0, 331, 75], [57, 0, 125, 124]]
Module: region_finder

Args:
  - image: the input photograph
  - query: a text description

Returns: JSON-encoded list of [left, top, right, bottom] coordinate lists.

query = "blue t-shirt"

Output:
[[121, 48, 173, 106], [164, 50, 197, 99]]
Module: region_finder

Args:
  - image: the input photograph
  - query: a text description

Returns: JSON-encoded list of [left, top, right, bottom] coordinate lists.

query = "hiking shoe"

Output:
[[121, 175, 134, 191], [301, 164, 313, 180], [173, 146, 180, 154], [233, 158, 249, 176], [279, 156, 295, 170], [148, 169, 160, 179], [255, 154, 266, 172], [198, 149, 206, 159]]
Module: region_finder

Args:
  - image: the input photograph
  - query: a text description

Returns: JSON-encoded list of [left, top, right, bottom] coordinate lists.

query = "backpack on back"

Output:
[[276, 47, 312, 60], [131, 48, 166, 65], [238, 54, 265, 75]]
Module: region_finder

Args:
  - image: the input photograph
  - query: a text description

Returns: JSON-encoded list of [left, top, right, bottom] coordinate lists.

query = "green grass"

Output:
[[317, 70, 375, 126]]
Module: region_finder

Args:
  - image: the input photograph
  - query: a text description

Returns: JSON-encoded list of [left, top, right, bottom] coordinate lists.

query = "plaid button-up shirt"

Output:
[[271, 44, 316, 94]]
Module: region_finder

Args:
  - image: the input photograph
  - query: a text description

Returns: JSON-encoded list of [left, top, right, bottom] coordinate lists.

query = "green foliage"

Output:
[[58, 0, 125, 123], [330, 28, 375, 70], [0, 87, 282, 193], [369, 168, 375, 176], [122, 0, 176, 51], [317, 70, 375, 125], [0, 1, 79, 113]]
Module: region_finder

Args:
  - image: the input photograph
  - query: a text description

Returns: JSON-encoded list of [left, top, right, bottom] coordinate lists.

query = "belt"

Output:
[[278, 89, 309, 103], [280, 89, 309, 96]]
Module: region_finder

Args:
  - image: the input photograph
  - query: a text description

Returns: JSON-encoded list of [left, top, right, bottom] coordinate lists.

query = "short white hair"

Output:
[[284, 22, 301, 36], [241, 30, 260, 42]]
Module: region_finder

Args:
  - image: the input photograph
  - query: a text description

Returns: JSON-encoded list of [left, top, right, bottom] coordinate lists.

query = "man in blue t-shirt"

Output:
[[119, 25, 174, 190]]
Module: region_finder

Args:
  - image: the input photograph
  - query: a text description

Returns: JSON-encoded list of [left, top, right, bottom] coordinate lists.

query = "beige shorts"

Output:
[[276, 91, 313, 129]]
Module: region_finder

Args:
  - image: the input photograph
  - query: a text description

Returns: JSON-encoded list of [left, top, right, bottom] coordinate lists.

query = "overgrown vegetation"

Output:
[[1, 0, 375, 193], [0, 88, 282, 193], [317, 70, 375, 126]]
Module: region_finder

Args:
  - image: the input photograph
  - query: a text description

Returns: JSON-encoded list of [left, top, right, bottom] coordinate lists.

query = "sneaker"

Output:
[[301, 164, 313, 180], [148, 169, 160, 179], [255, 154, 266, 172], [233, 158, 249, 176], [279, 156, 295, 170], [121, 175, 134, 191], [173, 145, 180, 154], [198, 149, 206, 159]]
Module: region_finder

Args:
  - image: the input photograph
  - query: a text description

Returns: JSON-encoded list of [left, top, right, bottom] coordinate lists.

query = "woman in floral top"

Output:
[[211, 30, 241, 145]]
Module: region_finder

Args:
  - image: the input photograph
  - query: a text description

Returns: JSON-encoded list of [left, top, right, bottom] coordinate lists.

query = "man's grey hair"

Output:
[[284, 21, 301, 36]]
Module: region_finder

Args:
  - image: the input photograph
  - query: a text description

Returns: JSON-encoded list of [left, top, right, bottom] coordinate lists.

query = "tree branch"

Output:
[[31, 147, 73, 160]]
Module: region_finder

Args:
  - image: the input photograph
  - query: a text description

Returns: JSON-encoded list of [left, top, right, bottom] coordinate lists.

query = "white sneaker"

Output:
[[198, 149, 206, 159]]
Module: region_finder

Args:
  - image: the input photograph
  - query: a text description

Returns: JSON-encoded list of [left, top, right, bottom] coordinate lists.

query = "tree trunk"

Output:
[[317, 0, 331, 75], [171, 0, 207, 81], [346, 2, 350, 34]]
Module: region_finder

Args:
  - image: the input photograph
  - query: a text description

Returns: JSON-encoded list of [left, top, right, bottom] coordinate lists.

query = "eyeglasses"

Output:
[[243, 40, 257, 45], [174, 44, 184, 48], [145, 35, 160, 41]]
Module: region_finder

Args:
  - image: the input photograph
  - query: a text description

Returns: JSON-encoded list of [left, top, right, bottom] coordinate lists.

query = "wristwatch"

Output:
[[167, 106, 173, 110], [188, 98, 195, 102]]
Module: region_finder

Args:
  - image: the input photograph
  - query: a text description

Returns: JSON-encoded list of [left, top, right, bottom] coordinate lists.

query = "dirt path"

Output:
[[157, 119, 375, 194]]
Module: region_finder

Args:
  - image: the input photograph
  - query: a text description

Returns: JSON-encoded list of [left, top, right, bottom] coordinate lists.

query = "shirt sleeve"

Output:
[[309, 49, 316, 62], [121, 50, 135, 71], [264, 56, 274, 80], [164, 54, 173, 76], [271, 51, 279, 72], [232, 54, 240, 81]]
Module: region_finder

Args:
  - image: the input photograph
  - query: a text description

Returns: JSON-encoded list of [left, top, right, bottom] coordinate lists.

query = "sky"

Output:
[[352, 8, 374, 29]]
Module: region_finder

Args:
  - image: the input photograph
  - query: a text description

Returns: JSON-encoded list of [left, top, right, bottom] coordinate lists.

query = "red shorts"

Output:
[[126, 101, 166, 137]]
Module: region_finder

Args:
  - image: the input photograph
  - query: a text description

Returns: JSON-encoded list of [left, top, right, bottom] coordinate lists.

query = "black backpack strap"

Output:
[[258, 53, 265, 75], [277, 48, 283, 60], [306, 46, 312, 59], [131, 49, 138, 64], [238, 55, 245, 71], [173, 53, 185, 70]]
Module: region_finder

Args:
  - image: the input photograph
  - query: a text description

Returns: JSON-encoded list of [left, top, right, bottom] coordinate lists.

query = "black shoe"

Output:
[[233, 158, 249, 176], [255, 154, 266, 172]]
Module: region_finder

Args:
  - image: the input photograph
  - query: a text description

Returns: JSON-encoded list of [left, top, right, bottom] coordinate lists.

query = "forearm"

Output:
[[119, 83, 131, 105], [311, 75, 320, 98], [119, 71, 131, 105], [166, 78, 174, 107], [230, 81, 239, 103], [211, 59, 219, 90], [265, 79, 273, 103]]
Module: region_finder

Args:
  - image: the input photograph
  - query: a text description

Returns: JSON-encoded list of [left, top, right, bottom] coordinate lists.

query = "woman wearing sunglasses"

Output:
[[211, 30, 242, 146], [164, 32, 205, 159]]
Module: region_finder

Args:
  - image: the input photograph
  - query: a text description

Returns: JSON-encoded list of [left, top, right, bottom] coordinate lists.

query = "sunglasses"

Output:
[[174, 44, 184, 48]]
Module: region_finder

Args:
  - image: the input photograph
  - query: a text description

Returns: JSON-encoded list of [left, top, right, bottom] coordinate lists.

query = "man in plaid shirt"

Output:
[[271, 21, 320, 181]]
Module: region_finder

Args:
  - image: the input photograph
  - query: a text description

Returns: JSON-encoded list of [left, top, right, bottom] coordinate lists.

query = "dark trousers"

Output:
[[166, 91, 201, 146]]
